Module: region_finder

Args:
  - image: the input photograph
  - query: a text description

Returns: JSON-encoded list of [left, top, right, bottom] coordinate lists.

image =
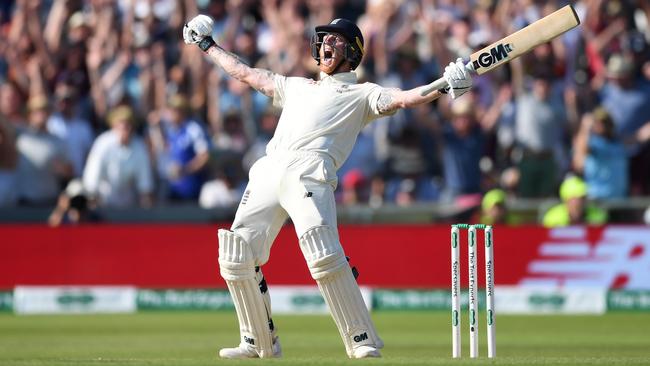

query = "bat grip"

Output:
[[420, 62, 475, 96]]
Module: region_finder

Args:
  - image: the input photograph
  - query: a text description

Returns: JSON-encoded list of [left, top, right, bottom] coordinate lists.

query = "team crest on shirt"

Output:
[[335, 84, 350, 93]]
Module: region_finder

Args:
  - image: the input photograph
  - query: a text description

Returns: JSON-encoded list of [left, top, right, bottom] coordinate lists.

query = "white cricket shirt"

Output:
[[268, 71, 393, 169]]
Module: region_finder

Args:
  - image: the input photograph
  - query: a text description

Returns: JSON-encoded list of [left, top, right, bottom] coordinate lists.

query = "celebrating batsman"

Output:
[[183, 15, 472, 359]]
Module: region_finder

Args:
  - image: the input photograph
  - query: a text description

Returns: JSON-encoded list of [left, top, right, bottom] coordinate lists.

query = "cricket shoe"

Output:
[[218, 336, 282, 359], [351, 345, 381, 358]]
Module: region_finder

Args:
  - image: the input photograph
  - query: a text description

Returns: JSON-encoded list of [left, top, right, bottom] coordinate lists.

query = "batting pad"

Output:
[[299, 226, 382, 357], [218, 229, 274, 357]]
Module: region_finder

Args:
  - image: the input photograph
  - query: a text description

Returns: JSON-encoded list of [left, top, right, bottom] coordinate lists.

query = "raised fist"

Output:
[[183, 15, 214, 44]]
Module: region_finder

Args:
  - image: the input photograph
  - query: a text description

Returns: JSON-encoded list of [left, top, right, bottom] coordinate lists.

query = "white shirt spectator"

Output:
[[16, 129, 70, 204], [47, 112, 94, 177], [199, 178, 243, 209], [83, 130, 153, 208]]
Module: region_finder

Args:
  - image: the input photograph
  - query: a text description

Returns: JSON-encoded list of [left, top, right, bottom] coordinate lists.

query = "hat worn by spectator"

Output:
[[68, 11, 89, 30], [606, 54, 634, 79], [560, 176, 587, 202], [342, 169, 366, 190], [482, 188, 506, 211]]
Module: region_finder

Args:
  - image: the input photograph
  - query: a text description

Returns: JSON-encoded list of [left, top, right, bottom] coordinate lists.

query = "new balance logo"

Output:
[[353, 332, 368, 343], [243, 336, 255, 345], [304, 192, 313, 198], [241, 190, 251, 205]]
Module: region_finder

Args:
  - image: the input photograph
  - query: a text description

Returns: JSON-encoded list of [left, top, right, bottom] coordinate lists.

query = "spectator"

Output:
[[542, 176, 608, 228], [0, 117, 18, 206], [0, 82, 27, 128], [16, 94, 72, 206], [340, 168, 369, 206], [337, 125, 381, 205], [572, 107, 628, 199], [242, 105, 280, 172], [46, 82, 94, 177], [479, 84, 516, 170], [0, 1, 647, 218], [440, 96, 485, 202], [513, 62, 567, 198], [83, 105, 153, 208], [48, 178, 101, 227], [213, 110, 248, 156], [600, 54, 650, 195], [382, 123, 439, 204], [199, 164, 245, 210], [480, 188, 508, 225], [156, 94, 211, 201], [600, 54, 650, 138]]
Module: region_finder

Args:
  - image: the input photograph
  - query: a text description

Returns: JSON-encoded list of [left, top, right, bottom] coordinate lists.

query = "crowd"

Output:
[[0, 0, 649, 220]]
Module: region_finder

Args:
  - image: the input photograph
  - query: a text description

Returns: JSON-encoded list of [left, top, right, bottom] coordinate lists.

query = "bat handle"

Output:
[[420, 62, 475, 96]]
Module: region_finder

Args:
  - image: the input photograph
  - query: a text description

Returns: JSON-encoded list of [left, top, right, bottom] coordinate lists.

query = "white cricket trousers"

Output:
[[230, 151, 339, 265]]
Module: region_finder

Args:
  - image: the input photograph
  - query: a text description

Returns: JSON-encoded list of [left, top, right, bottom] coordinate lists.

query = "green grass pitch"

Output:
[[1, 311, 649, 365]]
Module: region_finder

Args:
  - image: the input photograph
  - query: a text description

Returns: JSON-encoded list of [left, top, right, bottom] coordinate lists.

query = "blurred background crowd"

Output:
[[0, 0, 649, 225]]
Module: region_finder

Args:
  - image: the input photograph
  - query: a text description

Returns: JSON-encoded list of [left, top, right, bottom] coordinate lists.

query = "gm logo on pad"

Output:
[[353, 332, 368, 342]]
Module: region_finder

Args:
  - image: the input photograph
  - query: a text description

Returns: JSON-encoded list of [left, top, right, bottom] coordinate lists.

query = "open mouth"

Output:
[[323, 49, 333, 60]]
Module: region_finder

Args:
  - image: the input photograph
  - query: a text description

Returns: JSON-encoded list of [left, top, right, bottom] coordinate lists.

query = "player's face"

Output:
[[319, 33, 347, 74]]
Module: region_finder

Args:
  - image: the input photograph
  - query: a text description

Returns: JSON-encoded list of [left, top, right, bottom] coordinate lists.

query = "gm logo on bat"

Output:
[[472, 43, 514, 70]]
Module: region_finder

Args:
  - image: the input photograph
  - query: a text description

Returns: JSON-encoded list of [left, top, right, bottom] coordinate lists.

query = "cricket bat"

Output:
[[421, 5, 580, 96]]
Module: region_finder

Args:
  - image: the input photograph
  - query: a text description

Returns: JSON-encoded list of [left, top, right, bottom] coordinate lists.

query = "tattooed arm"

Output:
[[204, 45, 276, 98], [376, 86, 444, 114], [183, 15, 276, 97]]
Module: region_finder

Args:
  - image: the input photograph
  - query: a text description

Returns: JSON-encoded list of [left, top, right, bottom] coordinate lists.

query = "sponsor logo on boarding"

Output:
[[472, 43, 514, 70], [521, 227, 650, 288], [353, 332, 368, 343], [57, 291, 95, 307]]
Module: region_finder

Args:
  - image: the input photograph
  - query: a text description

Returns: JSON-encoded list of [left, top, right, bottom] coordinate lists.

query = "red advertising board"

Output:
[[1, 225, 649, 289]]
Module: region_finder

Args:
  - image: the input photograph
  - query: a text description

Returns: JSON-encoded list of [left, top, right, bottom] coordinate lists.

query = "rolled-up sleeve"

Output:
[[365, 83, 397, 124]]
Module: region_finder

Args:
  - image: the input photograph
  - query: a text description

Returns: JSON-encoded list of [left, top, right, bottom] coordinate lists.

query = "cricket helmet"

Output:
[[311, 18, 364, 70]]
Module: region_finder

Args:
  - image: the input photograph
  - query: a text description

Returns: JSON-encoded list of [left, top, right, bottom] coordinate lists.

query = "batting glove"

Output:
[[442, 58, 472, 99], [183, 15, 216, 51]]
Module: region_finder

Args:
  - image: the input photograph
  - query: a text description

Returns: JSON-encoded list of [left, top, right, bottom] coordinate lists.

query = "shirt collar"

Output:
[[319, 71, 357, 84]]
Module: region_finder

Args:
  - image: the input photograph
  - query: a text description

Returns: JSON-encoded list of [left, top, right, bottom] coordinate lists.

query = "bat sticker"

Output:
[[472, 43, 514, 70]]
